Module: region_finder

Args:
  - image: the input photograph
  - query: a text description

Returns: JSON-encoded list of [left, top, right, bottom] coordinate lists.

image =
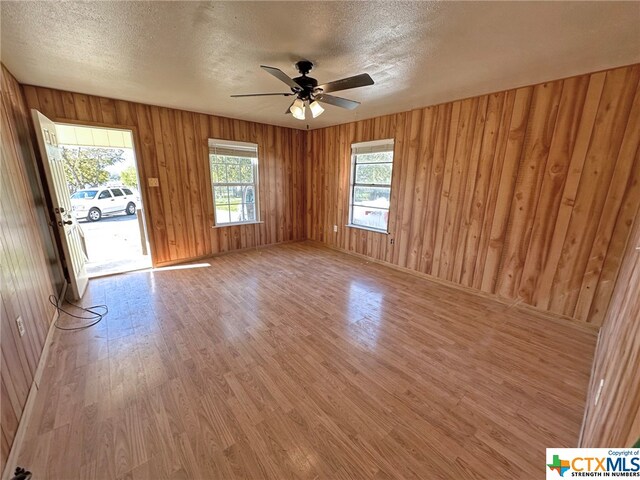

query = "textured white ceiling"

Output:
[[2, 1, 639, 130]]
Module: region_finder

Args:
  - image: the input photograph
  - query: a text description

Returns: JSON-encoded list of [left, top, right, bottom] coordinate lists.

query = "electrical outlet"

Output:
[[333, 225, 338, 233], [594, 378, 605, 406], [16, 316, 25, 337], [390, 238, 395, 245]]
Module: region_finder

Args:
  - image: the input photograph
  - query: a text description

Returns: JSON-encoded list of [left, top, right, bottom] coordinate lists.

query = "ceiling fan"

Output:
[[231, 60, 374, 120]]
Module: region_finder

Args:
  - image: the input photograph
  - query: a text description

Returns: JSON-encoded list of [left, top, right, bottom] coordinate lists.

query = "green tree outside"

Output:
[[62, 147, 125, 193], [120, 165, 139, 189]]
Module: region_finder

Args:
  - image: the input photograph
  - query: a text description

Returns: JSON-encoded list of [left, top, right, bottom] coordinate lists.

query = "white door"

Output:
[[31, 110, 88, 300]]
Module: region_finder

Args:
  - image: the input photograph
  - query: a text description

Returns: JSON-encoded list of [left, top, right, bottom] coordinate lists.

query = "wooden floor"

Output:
[[17, 242, 598, 479]]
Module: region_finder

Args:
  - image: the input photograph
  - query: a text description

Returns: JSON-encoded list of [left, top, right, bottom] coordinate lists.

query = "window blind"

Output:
[[351, 139, 394, 155], [208, 139, 258, 158]]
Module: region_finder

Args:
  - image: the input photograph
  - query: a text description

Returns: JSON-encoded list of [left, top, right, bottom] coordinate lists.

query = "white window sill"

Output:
[[345, 224, 390, 235], [212, 221, 264, 228]]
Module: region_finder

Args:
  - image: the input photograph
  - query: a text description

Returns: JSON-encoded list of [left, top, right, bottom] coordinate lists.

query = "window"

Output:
[[111, 188, 124, 197], [123, 188, 133, 195], [348, 139, 394, 232], [209, 139, 259, 225], [98, 190, 112, 199], [71, 190, 97, 199]]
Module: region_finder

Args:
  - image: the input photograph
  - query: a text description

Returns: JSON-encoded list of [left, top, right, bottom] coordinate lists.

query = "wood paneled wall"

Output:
[[22, 86, 306, 266], [581, 212, 640, 446], [0, 66, 57, 471], [305, 64, 640, 325]]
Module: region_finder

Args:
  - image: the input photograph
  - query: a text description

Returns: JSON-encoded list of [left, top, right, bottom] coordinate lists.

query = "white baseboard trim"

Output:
[[2, 305, 58, 480]]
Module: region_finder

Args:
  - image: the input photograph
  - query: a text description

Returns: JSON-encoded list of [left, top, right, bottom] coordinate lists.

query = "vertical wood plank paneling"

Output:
[[472, 90, 516, 290], [440, 98, 477, 279], [481, 86, 533, 293], [550, 66, 640, 318], [574, 84, 640, 320], [395, 110, 421, 268], [305, 64, 640, 325], [532, 72, 606, 311], [150, 106, 179, 261], [416, 107, 439, 272], [453, 95, 488, 283], [520, 75, 590, 305], [406, 107, 435, 272], [133, 102, 167, 262], [22, 85, 306, 266], [431, 102, 461, 276], [419, 103, 451, 274], [461, 92, 504, 287], [495, 80, 563, 299], [586, 145, 640, 325], [581, 212, 640, 447], [1, 65, 57, 471]]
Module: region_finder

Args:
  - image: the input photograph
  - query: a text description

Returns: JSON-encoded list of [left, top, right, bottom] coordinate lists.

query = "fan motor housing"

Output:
[[292, 60, 319, 99], [295, 60, 314, 75], [292, 76, 318, 98]]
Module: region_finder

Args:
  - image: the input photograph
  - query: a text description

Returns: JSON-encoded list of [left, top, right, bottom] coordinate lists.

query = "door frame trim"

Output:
[[43, 118, 157, 268]]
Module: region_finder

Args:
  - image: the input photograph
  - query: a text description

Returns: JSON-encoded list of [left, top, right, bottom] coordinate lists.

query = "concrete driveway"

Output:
[[78, 212, 151, 276]]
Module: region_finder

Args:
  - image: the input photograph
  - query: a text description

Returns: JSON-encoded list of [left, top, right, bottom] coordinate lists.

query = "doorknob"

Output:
[[58, 220, 73, 226]]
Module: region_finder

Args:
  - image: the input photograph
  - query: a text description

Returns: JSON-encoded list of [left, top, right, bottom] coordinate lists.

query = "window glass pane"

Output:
[[72, 190, 98, 199], [111, 189, 124, 197], [123, 188, 133, 195], [240, 165, 254, 183], [228, 186, 244, 204], [243, 185, 255, 204], [355, 151, 393, 164], [228, 202, 257, 223], [351, 205, 389, 231], [353, 186, 390, 207], [229, 204, 241, 223], [212, 164, 227, 183], [216, 205, 231, 224], [99, 190, 112, 199], [214, 186, 229, 204], [211, 154, 252, 166], [244, 204, 257, 222], [226, 164, 243, 183], [355, 163, 392, 185]]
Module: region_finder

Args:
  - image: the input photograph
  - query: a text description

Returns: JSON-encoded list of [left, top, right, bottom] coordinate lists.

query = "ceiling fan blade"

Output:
[[317, 73, 374, 94], [231, 93, 294, 97], [260, 65, 301, 90], [317, 94, 360, 110]]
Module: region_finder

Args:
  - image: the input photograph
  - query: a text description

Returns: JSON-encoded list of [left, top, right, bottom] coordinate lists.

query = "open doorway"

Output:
[[56, 123, 152, 277]]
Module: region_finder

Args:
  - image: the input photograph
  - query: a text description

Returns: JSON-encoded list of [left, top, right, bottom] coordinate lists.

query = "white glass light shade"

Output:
[[309, 100, 324, 118], [290, 98, 305, 120]]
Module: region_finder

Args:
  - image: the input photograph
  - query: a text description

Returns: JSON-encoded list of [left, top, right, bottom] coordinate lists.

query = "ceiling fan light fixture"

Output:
[[309, 100, 324, 118], [232, 64, 374, 120], [290, 98, 305, 120]]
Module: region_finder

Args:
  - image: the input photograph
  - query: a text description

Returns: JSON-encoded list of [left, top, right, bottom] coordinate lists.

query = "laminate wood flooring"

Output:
[[16, 242, 598, 479]]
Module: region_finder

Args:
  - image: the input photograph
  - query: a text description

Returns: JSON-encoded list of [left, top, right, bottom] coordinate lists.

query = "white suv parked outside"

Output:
[[71, 186, 139, 222]]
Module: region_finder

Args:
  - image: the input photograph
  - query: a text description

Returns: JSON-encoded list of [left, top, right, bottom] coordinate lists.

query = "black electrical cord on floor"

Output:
[[48, 295, 108, 330], [10, 466, 31, 480]]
